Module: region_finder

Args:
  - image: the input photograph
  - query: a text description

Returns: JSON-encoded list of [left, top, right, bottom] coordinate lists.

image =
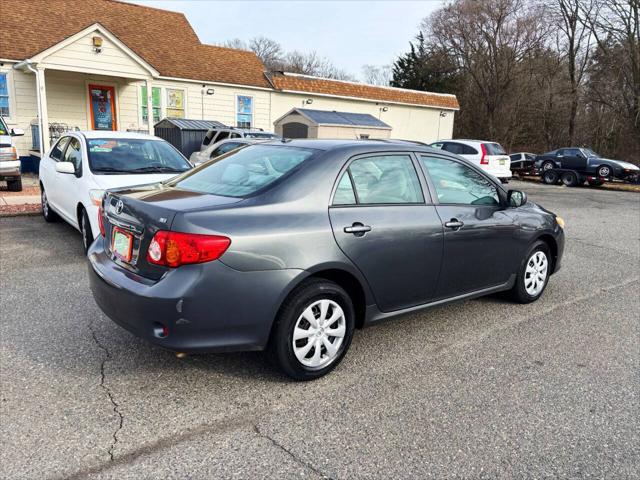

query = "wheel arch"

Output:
[[536, 233, 558, 273]]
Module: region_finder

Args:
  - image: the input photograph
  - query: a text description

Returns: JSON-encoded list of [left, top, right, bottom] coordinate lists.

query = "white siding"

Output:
[[42, 32, 150, 78], [271, 91, 455, 143]]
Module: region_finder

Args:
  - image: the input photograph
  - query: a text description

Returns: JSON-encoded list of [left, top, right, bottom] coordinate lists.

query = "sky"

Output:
[[129, 1, 445, 80]]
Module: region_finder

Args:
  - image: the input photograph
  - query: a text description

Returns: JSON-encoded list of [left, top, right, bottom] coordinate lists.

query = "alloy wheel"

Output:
[[292, 299, 346, 369], [41, 190, 49, 217], [598, 166, 610, 177], [524, 251, 548, 297]]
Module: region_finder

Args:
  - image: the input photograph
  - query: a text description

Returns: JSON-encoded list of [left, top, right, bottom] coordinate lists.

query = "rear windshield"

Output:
[[169, 144, 316, 197], [483, 143, 506, 155], [87, 138, 191, 174]]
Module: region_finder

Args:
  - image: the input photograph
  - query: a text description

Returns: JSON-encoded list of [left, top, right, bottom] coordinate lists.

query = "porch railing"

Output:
[[30, 122, 80, 151]]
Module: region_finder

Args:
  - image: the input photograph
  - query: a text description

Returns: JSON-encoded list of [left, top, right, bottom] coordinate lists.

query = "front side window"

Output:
[[62, 138, 82, 171], [421, 156, 499, 206], [140, 86, 161, 124], [211, 142, 243, 159], [0, 73, 10, 117], [236, 95, 253, 128], [87, 138, 191, 174], [166, 89, 185, 118], [170, 144, 315, 197], [344, 155, 424, 205], [50, 137, 70, 161]]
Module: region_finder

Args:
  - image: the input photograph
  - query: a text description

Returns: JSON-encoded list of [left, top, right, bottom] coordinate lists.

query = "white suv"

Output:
[[430, 139, 511, 182], [39, 131, 192, 252]]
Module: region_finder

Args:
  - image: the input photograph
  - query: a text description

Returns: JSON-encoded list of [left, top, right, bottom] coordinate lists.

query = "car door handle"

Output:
[[444, 219, 464, 230], [344, 223, 371, 236]]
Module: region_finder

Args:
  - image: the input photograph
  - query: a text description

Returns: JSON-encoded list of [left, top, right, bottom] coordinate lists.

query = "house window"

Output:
[[166, 89, 185, 118], [236, 95, 253, 128], [0, 73, 10, 117], [359, 134, 370, 139], [141, 86, 161, 124]]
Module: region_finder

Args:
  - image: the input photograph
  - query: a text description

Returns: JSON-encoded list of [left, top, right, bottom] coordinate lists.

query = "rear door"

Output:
[[419, 154, 520, 298], [329, 153, 443, 312]]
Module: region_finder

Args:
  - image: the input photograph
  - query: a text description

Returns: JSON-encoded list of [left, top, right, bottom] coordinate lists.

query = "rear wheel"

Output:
[[542, 170, 559, 185], [41, 186, 59, 222], [267, 279, 355, 381], [7, 177, 22, 192], [561, 171, 579, 187], [79, 207, 94, 254], [541, 161, 555, 172], [510, 241, 551, 303]]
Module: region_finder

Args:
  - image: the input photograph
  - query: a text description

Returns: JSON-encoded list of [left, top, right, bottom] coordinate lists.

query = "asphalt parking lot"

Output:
[[1, 180, 638, 479]]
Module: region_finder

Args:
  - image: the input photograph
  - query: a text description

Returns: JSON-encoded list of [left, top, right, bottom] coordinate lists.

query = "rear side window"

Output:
[[421, 156, 499, 206], [336, 155, 424, 205], [171, 144, 316, 198], [462, 144, 478, 155], [483, 143, 506, 155], [333, 173, 356, 205], [49, 137, 70, 161]]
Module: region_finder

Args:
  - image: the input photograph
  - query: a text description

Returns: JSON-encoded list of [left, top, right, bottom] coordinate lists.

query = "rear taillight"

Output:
[[480, 144, 489, 165], [98, 206, 106, 236], [146, 231, 231, 268]]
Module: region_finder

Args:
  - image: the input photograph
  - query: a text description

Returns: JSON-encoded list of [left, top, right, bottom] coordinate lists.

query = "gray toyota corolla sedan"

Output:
[[88, 139, 565, 380]]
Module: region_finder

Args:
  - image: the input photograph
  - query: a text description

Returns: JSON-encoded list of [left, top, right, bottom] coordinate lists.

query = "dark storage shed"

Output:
[[154, 118, 226, 159]]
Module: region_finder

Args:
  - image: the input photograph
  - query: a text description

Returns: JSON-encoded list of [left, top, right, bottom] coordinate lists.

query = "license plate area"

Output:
[[111, 226, 134, 263]]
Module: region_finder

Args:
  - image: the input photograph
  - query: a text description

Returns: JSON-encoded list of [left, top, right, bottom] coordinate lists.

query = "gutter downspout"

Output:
[[13, 60, 44, 154]]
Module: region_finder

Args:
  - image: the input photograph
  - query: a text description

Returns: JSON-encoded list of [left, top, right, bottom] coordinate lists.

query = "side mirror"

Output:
[[11, 128, 24, 136], [507, 190, 527, 208], [55, 161, 76, 174]]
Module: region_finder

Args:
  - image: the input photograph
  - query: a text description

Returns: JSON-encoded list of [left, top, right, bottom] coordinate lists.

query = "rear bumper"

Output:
[[88, 237, 303, 353], [483, 164, 512, 179], [0, 160, 21, 178]]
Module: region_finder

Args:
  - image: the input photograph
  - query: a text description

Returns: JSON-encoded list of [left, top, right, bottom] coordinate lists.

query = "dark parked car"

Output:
[[89, 140, 565, 380], [535, 147, 639, 183]]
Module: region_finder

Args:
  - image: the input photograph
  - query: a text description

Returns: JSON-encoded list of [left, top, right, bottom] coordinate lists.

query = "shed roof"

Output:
[[154, 118, 226, 131], [1, 0, 271, 88], [278, 108, 391, 129]]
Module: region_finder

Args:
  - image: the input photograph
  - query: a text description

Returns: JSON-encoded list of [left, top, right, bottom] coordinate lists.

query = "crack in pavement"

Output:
[[88, 319, 124, 462], [253, 425, 335, 480]]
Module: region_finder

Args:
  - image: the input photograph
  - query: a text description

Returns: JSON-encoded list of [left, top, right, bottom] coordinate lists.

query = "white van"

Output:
[[0, 116, 24, 191]]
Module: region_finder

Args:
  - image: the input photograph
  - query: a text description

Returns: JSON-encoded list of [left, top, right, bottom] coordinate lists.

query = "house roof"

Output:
[[1, 0, 270, 88], [154, 118, 226, 130], [270, 73, 460, 110], [286, 108, 391, 129]]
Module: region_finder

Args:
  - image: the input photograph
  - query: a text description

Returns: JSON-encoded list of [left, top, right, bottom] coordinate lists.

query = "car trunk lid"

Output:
[[102, 183, 241, 280]]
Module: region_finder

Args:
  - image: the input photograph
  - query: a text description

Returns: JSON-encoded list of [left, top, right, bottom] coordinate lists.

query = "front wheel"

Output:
[[267, 279, 355, 381], [509, 241, 551, 304], [597, 165, 611, 179], [80, 208, 94, 254]]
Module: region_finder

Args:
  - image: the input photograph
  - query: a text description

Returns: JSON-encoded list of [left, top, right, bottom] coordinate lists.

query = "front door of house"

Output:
[[88, 84, 117, 130]]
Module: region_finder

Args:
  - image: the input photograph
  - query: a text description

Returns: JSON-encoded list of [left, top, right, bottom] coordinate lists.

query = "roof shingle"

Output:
[[270, 73, 459, 110], [0, 0, 271, 88]]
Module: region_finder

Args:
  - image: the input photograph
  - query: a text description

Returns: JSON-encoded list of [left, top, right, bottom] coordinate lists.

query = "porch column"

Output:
[[145, 78, 154, 135], [36, 67, 50, 153]]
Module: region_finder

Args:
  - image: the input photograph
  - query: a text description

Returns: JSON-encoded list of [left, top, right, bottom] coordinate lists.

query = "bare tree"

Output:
[[248, 36, 284, 71], [362, 64, 393, 86], [282, 50, 353, 80], [548, 0, 595, 144]]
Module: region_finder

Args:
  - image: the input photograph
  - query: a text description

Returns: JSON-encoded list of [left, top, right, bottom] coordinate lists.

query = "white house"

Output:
[[1, 0, 458, 170]]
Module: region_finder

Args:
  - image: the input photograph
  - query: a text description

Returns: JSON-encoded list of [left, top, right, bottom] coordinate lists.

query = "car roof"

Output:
[[253, 138, 449, 155], [78, 131, 162, 140]]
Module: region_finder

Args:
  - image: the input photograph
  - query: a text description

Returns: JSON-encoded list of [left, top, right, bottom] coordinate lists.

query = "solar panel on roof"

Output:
[[297, 109, 390, 128]]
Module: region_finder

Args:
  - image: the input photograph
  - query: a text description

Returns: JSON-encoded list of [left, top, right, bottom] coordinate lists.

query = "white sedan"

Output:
[[39, 131, 192, 252]]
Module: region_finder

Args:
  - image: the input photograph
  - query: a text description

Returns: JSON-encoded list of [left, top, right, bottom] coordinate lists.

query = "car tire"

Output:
[[588, 179, 604, 187], [509, 241, 552, 304], [79, 207, 94, 254], [267, 279, 355, 381], [561, 171, 579, 187], [542, 170, 559, 185], [541, 161, 555, 172], [41, 186, 59, 222], [7, 177, 22, 192], [597, 165, 611, 179]]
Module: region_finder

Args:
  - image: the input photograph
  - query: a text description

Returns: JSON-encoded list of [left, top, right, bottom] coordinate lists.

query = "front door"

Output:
[[419, 155, 520, 299], [329, 153, 443, 312], [562, 148, 587, 171], [88, 84, 117, 131]]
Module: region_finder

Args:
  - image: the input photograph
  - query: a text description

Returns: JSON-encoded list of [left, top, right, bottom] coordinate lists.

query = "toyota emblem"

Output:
[[115, 200, 124, 215]]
